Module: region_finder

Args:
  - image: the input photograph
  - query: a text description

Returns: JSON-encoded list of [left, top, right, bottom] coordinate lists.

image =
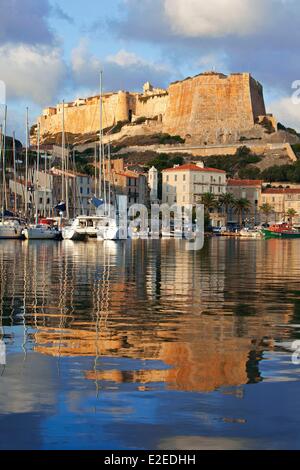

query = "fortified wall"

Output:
[[35, 72, 272, 145]]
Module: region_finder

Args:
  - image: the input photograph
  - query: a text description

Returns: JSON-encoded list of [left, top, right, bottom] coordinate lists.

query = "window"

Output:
[[166, 175, 169, 182], [219, 176, 222, 183], [47, 198, 50, 204], [183, 174, 186, 182], [80, 187, 83, 194], [39, 197, 43, 204], [174, 175, 177, 182], [183, 195, 185, 202], [166, 196, 168, 203]]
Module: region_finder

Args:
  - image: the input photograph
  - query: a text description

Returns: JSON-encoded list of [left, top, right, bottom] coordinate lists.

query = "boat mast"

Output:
[[108, 142, 111, 216], [1, 106, 7, 222], [99, 71, 103, 200], [2, 105, 7, 214], [0, 125, 2, 220], [0, 124, 3, 222], [13, 131, 17, 214], [43, 141, 47, 217], [35, 123, 40, 225], [61, 100, 65, 204], [65, 146, 69, 220], [25, 107, 29, 219]]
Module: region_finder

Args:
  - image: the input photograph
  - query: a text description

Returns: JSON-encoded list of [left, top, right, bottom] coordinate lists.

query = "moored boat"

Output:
[[0, 218, 24, 239], [240, 228, 261, 239], [23, 224, 61, 240], [261, 223, 300, 239]]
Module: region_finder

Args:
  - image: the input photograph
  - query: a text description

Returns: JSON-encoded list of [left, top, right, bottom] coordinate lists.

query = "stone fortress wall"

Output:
[[36, 72, 273, 144]]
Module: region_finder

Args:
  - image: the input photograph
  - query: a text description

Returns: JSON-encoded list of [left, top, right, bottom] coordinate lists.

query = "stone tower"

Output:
[[148, 166, 158, 203]]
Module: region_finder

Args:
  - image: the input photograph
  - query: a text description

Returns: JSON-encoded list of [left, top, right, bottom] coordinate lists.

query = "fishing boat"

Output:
[[261, 223, 300, 239]]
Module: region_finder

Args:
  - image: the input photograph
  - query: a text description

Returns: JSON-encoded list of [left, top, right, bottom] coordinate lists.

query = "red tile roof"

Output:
[[115, 170, 139, 179], [162, 163, 226, 174], [262, 188, 300, 194], [228, 179, 263, 187]]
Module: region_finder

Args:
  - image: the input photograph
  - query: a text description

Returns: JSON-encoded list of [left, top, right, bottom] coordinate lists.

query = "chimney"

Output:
[[196, 161, 204, 168]]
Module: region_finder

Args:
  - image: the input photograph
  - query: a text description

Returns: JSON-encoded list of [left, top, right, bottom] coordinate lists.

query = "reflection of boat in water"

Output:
[[0, 218, 24, 239], [262, 223, 300, 239]]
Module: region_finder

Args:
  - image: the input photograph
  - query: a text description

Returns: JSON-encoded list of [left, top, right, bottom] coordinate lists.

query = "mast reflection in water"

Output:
[[1, 238, 300, 449]]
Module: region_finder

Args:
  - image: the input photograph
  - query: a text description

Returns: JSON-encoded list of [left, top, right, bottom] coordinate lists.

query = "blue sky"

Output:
[[0, 0, 300, 142]]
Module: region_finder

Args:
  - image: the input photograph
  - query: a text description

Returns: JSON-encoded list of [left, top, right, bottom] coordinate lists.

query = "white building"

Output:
[[148, 166, 158, 203], [162, 162, 227, 205]]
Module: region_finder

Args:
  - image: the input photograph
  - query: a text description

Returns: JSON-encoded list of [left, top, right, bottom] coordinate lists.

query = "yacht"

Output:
[[0, 218, 24, 239], [23, 224, 61, 240], [97, 217, 120, 241], [62, 215, 110, 241]]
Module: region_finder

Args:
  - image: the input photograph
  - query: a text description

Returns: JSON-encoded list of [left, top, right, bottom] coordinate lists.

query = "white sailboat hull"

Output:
[[62, 227, 87, 241], [97, 224, 119, 241], [0, 225, 23, 239], [23, 226, 60, 240]]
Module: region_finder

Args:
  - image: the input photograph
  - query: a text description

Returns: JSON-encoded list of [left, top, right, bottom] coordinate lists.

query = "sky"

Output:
[[0, 0, 300, 143]]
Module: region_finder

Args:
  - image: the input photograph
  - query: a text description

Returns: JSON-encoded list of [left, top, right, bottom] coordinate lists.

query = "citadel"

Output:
[[34, 71, 286, 147]]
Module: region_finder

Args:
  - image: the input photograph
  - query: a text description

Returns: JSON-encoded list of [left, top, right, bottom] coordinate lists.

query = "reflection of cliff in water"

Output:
[[0, 239, 298, 393]]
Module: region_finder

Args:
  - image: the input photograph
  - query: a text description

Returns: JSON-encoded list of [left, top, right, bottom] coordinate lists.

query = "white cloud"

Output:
[[270, 96, 300, 131], [164, 0, 266, 37], [71, 40, 171, 92], [107, 49, 142, 67], [0, 44, 66, 105]]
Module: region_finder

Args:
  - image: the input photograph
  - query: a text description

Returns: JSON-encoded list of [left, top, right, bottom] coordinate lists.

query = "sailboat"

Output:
[[23, 123, 60, 240], [0, 106, 24, 239], [62, 71, 117, 241]]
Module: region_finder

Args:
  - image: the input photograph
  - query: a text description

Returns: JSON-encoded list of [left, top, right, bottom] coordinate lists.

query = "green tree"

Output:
[[201, 192, 218, 228], [234, 198, 251, 226], [201, 193, 218, 214], [219, 193, 236, 226], [259, 203, 273, 224], [286, 208, 298, 226]]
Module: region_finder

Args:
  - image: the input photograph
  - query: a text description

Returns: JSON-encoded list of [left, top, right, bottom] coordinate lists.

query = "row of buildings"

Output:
[[8, 158, 149, 219], [159, 162, 300, 226], [6, 153, 300, 225]]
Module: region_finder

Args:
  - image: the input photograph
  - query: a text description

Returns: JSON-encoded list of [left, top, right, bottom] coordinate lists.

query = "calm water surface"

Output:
[[1, 238, 300, 450]]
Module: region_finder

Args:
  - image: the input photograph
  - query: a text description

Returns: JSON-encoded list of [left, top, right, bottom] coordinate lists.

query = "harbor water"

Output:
[[0, 238, 300, 450]]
